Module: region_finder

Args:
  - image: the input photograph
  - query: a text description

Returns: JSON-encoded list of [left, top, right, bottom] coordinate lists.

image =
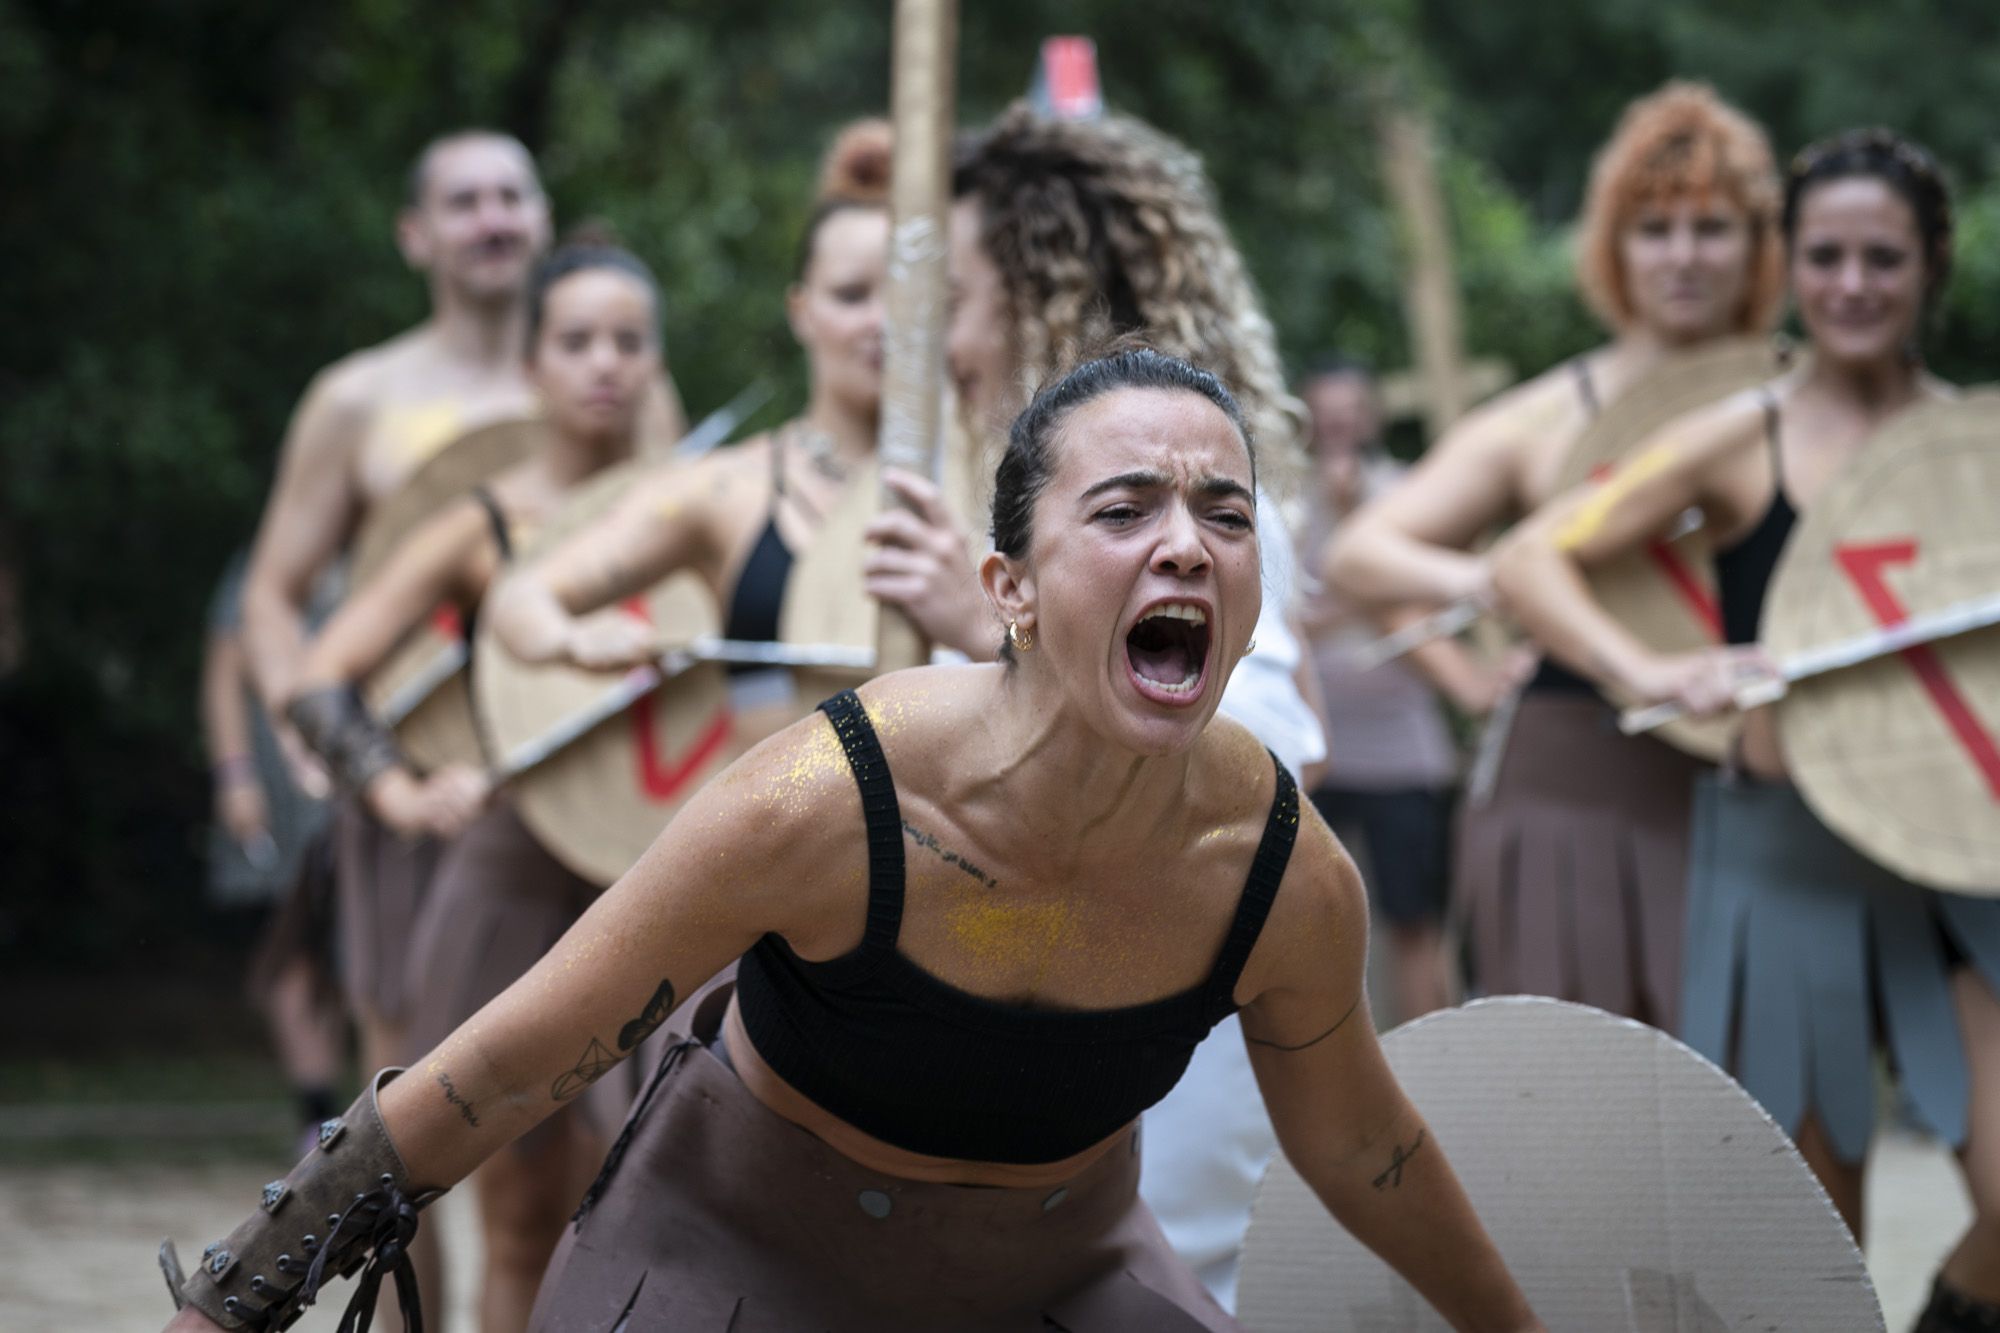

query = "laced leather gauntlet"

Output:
[[287, 685, 404, 794], [167, 1069, 446, 1331]]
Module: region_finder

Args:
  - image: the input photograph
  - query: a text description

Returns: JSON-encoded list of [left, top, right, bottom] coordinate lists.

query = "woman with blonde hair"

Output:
[[1324, 82, 1785, 1027]]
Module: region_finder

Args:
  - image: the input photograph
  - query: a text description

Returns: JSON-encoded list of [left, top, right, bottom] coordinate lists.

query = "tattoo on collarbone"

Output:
[[435, 1071, 480, 1128], [902, 820, 998, 889], [1372, 1128, 1426, 1191], [551, 1038, 620, 1102], [1244, 995, 1361, 1053], [617, 978, 677, 1051]]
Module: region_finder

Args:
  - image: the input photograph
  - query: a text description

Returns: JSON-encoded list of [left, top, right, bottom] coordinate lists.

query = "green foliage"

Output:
[[4, 0, 1997, 961]]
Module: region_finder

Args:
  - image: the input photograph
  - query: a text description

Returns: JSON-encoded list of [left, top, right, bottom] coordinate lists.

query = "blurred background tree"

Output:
[[1, 0, 1995, 966]]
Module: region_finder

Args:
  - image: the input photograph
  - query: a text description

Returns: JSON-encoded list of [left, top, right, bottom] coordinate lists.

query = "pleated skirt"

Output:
[[407, 802, 633, 1143], [1682, 774, 2000, 1164], [333, 797, 444, 1027], [530, 984, 1237, 1333], [1455, 692, 1703, 1027]]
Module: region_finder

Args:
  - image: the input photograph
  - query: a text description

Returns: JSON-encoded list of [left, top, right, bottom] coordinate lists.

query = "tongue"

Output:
[[1129, 621, 1196, 684]]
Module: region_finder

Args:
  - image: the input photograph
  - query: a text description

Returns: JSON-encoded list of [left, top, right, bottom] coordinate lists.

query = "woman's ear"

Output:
[[979, 550, 1035, 636]]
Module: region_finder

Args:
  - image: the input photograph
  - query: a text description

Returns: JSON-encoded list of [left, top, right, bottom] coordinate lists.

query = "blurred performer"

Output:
[[242, 130, 555, 1100], [287, 241, 661, 1333], [1295, 360, 1459, 1023], [1498, 130, 2000, 1325], [1325, 83, 1784, 1027], [486, 122, 890, 731], [864, 104, 1322, 1309], [200, 551, 343, 1145]]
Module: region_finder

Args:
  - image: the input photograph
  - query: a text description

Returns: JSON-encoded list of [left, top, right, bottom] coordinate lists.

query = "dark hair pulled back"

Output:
[[525, 227, 660, 353], [990, 345, 1252, 563], [1783, 128, 1953, 300]]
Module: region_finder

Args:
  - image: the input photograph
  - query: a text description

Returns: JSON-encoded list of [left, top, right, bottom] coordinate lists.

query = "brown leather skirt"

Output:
[[406, 801, 633, 1143], [529, 984, 1237, 1332], [1455, 691, 1703, 1029], [333, 798, 443, 1029]]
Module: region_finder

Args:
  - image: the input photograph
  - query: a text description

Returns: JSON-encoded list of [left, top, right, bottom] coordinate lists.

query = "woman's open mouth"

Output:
[[1124, 601, 1211, 706]]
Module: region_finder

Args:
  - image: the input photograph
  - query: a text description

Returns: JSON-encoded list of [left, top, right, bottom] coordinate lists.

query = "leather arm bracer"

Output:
[[173, 1068, 445, 1331], [286, 685, 404, 795]]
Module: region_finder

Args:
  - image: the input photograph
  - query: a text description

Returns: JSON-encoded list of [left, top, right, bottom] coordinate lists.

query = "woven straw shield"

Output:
[[1554, 337, 1795, 760], [474, 457, 731, 886], [1764, 392, 2000, 894]]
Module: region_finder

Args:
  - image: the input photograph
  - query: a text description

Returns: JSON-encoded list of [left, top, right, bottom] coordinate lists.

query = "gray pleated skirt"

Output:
[[407, 802, 633, 1144], [1682, 774, 2000, 1164], [1456, 692, 1703, 1027], [529, 984, 1236, 1332], [334, 797, 444, 1027]]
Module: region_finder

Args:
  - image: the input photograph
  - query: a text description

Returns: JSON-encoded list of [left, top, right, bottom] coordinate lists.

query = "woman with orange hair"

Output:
[[1324, 82, 1784, 1027]]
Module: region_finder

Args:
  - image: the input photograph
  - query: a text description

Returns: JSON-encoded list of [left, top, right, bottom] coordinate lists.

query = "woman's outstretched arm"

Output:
[[1243, 810, 1543, 1333]]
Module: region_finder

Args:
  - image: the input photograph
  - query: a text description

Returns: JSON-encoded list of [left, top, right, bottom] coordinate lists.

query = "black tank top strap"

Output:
[[1202, 753, 1301, 1019], [1571, 356, 1602, 419], [1761, 387, 1786, 490], [468, 484, 513, 561], [816, 690, 906, 954]]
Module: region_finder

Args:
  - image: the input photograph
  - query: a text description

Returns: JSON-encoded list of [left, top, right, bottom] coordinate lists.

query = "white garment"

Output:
[[1139, 494, 1319, 1311]]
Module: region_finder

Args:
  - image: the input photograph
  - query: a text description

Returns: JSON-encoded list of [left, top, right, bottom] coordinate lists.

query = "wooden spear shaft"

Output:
[[875, 0, 958, 672]]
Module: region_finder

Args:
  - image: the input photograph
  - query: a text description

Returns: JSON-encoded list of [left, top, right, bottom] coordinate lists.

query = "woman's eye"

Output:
[[1095, 504, 1142, 524], [1210, 509, 1253, 531], [559, 332, 590, 353], [1865, 246, 1909, 271], [834, 284, 871, 304], [1635, 218, 1671, 238], [1803, 245, 1842, 268], [1696, 216, 1733, 237]]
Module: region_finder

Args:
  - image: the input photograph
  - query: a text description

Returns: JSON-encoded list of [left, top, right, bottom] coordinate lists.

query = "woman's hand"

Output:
[[215, 767, 271, 848], [1620, 644, 1779, 718], [863, 468, 995, 658], [164, 1307, 226, 1331], [366, 764, 489, 840], [562, 609, 663, 671]]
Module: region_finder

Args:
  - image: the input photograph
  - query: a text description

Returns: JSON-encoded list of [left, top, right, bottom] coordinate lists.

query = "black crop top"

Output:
[[1713, 393, 1797, 645], [733, 690, 1302, 1165]]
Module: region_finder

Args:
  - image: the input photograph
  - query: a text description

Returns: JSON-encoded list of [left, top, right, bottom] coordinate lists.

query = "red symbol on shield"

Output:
[[619, 596, 732, 802], [1589, 465, 1722, 637], [1835, 539, 2000, 801]]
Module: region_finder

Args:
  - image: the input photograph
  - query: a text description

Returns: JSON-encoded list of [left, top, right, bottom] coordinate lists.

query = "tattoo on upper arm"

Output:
[[551, 976, 678, 1103], [902, 821, 998, 888], [1372, 1128, 1426, 1190], [436, 1072, 480, 1128], [617, 978, 677, 1051], [1244, 995, 1361, 1053]]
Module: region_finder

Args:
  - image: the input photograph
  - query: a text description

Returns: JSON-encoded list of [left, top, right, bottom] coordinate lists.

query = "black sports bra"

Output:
[[732, 690, 1302, 1165], [721, 432, 800, 659]]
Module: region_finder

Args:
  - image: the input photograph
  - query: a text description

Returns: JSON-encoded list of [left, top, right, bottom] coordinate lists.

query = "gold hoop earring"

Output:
[[1008, 620, 1035, 653]]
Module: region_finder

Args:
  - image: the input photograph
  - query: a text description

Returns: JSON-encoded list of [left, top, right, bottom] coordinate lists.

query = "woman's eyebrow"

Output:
[[1077, 471, 1253, 504]]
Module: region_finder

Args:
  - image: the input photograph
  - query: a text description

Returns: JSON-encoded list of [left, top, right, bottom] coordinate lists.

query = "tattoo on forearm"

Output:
[[552, 977, 679, 1103], [436, 1072, 481, 1127], [1244, 996, 1361, 1053], [1372, 1128, 1426, 1190], [617, 978, 677, 1051], [902, 821, 998, 888], [551, 1038, 620, 1102]]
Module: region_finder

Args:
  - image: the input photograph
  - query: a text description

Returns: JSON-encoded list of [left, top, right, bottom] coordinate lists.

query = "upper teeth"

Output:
[[1145, 603, 1207, 626]]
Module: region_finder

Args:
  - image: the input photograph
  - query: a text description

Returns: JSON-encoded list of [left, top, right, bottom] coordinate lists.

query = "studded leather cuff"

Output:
[[175, 1068, 445, 1331], [287, 685, 404, 794]]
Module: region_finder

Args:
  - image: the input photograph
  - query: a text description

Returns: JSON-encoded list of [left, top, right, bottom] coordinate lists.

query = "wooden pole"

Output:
[[1377, 104, 1472, 442], [875, 0, 958, 672]]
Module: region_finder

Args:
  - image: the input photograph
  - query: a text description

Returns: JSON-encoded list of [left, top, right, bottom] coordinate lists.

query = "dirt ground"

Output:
[[0, 1128, 1967, 1331]]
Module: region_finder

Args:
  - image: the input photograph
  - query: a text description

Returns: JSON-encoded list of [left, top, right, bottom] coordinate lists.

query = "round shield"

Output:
[[1237, 997, 1879, 1332], [474, 456, 735, 886], [350, 417, 545, 587], [778, 422, 991, 702], [348, 419, 545, 775], [1764, 392, 2000, 894], [1554, 337, 1796, 761]]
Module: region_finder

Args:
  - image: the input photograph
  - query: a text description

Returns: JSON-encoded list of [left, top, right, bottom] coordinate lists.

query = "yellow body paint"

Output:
[[381, 401, 466, 471], [1554, 443, 1678, 552]]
